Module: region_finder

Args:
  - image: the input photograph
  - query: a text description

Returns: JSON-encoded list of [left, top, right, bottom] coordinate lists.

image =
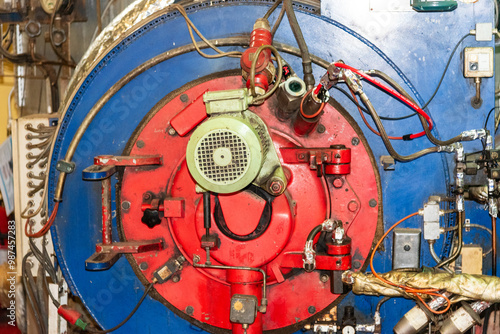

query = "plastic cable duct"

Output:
[[343, 271, 500, 303]]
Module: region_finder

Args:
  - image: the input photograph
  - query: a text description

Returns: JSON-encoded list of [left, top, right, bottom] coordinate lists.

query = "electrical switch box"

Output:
[[463, 47, 494, 78], [393, 228, 421, 270]]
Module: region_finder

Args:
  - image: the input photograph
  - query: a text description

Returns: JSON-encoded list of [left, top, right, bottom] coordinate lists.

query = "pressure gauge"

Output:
[[40, 0, 60, 14], [342, 326, 356, 334]]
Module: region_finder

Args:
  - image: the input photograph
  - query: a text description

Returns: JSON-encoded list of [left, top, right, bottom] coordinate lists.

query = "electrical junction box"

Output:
[[463, 47, 494, 78], [392, 228, 421, 270], [457, 246, 483, 275], [475, 23, 493, 42]]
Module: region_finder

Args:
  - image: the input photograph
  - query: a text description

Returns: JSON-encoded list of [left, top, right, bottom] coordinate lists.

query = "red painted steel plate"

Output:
[[119, 75, 381, 332]]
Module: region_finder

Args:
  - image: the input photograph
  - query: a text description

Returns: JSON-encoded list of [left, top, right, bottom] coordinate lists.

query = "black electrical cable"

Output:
[[49, 0, 76, 67], [331, 85, 417, 121], [263, 0, 282, 19], [22, 252, 47, 334], [86, 283, 155, 333], [368, 69, 463, 146], [359, 92, 440, 162], [484, 107, 498, 130], [421, 33, 471, 110]]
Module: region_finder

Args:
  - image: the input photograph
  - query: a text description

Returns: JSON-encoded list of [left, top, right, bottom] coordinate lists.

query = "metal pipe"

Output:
[[474, 77, 482, 104], [193, 259, 268, 312], [436, 211, 463, 268], [428, 240, 453, 273], [283, 0, 314, 90]]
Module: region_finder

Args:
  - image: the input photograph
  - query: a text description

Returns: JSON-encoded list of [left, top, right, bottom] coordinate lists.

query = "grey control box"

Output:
[[392, 228, 421, 270]]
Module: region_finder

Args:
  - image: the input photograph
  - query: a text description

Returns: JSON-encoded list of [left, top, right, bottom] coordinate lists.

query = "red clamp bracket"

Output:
[[280, 145, 351, 177]]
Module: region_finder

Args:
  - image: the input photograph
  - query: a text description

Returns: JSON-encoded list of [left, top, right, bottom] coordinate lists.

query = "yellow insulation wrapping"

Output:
[[344, 271, 500, 302]]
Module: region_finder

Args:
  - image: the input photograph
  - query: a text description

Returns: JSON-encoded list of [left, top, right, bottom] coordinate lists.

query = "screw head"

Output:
[[404, 244, 411, 251], [369, 199, 377, 208], [180, 94, 189, 103], [316, 124, 326, 133], [139, 262, 148, 271], [185, 306, 194, 315], [320, 274, 329, 283], [168, 127, 176, 136], [348, 201, 358, 212], [351, 137, 360, 146], [308, 306, 316, 314], [333, 178, 344, 188], [172, 275, 180, 283], [121, 201, 131, 211], [353, 261, 361, 269], [136, 140, 145, 148]]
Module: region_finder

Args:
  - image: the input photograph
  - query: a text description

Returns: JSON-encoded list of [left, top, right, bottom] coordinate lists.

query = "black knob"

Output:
[[141, 209, 161, 228]]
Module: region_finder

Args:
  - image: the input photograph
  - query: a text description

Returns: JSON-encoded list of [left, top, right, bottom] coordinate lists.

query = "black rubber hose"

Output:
[[359, 92, 440, 162], [307, 224, 323, 242], [367, 69, 462, 146], [203, 192, 211, 237], [283, 0, 315, 90]]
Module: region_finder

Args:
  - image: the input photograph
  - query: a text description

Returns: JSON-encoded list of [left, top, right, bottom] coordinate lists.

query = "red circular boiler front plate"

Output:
[[119, 75, 381, 332]]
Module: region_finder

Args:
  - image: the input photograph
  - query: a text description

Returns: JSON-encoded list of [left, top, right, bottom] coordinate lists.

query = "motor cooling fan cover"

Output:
[[186, 116, 263, 193]]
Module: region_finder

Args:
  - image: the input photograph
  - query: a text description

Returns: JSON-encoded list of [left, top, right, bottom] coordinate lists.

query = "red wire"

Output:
[[349, 87, 403, 140], [333, 62, 433, 140], [25, 202, 59, 238]]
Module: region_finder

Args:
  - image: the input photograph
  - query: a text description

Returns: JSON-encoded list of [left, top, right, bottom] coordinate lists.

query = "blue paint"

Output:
[[48, 1, 495, 333]]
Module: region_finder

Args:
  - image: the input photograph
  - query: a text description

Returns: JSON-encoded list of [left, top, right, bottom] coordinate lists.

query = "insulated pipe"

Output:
[[492, 215, 497, 276]]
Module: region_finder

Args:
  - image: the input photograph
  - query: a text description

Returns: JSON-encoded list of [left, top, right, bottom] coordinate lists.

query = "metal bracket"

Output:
[[83, 155, 163, 271], [56, 160, 76, 174]]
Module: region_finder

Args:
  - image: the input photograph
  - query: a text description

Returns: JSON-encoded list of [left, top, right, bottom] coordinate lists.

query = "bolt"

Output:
[[269, 178, 285, 195], [404, 244, 411, 251], [193, 254, 201, 263], [136, 140, 145, 148], [351, 137, 360, 146], [172, 275, 180, 283], [139, 262, 148, 271], [348, 201, 358, 212], [334, 153, 341, 159], [320, 274, 329, 283], [180, 94, 189, 103], [298, 153, 305, 160], [185, 306, 194, 315], [369, 199, 377, 208], [168, 127, 176, 136], [121, 201, 131, 211], [353, 261, 361, 269], [308, 306, 316, 314], [332, 178, 344, 188], [316, 124, 326, 133], [336, 260, 342, 267]]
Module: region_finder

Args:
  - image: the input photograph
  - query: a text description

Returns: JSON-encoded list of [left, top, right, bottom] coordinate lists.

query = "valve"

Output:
[[240, 18, 274, 96]]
